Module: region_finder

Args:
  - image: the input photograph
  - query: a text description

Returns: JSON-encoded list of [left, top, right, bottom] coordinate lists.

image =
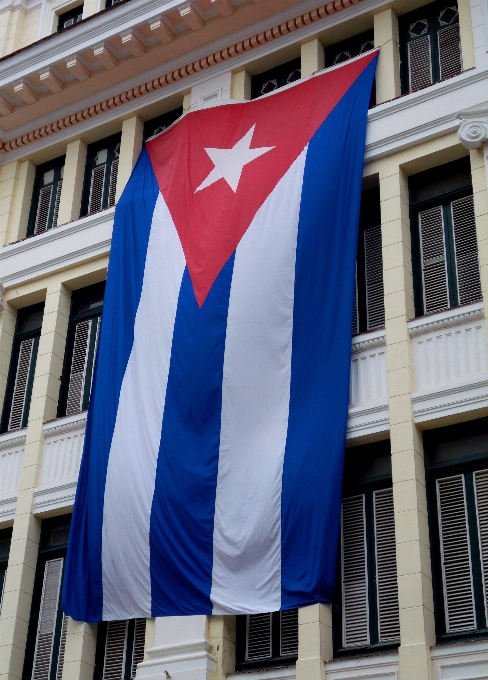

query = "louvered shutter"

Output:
[[451, 195, 482, 305], [438, 23, 461, 79], [52, 180, 62, 229], [280, 610, 298, 656], [131, 619, 146, 679], [374, 489, 400, 642], [108, 159, 118, 208], [9, 338, 35, 431], [419, 205, 450, 314], [341, 495, 369, 647], [66, 320, 91, 416], [31, 558, 64, 680], [408, 34, 432, 92], [437, 475, 476, 632], [34, 186, 54, 235], [245, 613, 272, 661], [364, 225, 385, 330], [89, 316, 101, 397], [88, 165, 106, 215], [352, 274, 359, 335], [55, 615, 68, 680], [474, 469, 488, 616], [103, 620, 129, 680]]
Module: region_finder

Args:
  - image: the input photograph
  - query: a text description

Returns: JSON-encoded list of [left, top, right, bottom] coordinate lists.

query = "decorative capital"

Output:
[[457, 105, 488, 149]]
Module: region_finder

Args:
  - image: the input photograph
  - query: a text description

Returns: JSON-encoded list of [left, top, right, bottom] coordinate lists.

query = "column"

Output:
[[296, 604, 332, 680], [115, 115, 144, 202], [207, 615, 235, 680], [57, 139, 87, 227], [231, 70, 251, 100], [301, 39, 325, 77], [61, 619, 98, 680], [0, 300, 16, 413], [458, 0, 476, 70], [379, 162, 435, 680], [0, 281, 70, 680], [0, 159, 35, 246], [183, 91, 192, 111], [373, 8, 401, 104]]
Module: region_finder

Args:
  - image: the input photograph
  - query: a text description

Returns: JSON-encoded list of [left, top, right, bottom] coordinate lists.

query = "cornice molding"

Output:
[[351, 331, 386, 353], [0, 0, 363, 155], [457, 104, 488, 149], [0, 429, 26, 451], [408, 303, 484, 338], [43, 412, 87, 437]]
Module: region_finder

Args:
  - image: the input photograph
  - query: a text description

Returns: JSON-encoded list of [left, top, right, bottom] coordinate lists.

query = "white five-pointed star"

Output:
[[195, 124, 274, 193]]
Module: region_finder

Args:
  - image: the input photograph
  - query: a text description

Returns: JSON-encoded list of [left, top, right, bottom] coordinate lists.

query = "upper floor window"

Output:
[[1, 304, 44, 434], [353, 187, 385, 335], [409, 158, 481, 317], [93, 619, 146, 680], [325, 30, 375, 67], [424, 419, 488, 642], [22, 516, 71, 680], [251, 58, 301, 99], [236, 610, 298, 671], [0, 528, 12, 614], [81, 134, 121, 216], [399, 0, 462, 94], [143, 107, 183, 141], [334, 441, 400, 655], [58, 282, 105, 418], [57, 5, 84, 31], [27, 157, 65, 237]]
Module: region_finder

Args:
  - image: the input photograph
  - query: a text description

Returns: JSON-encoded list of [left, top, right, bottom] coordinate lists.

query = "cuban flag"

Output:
[[63, 51, 377, 621]]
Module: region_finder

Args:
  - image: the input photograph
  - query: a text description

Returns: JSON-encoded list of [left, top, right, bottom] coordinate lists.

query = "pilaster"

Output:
[[301, 39, 325, 77], [231, 70, 251, 100], [61, 619, 98, 680], [0, 282, 70, 680], [379, 164, 435, 680], [297, 604, 332, 680], [115, 115, 143, 202], [374, 8, 401, 104], [0, 301, 16, 421], [57, 139, 87, 227], [207, 615, 236, 680], [458, 0, 476, 70], [0, 160, 35, 247]]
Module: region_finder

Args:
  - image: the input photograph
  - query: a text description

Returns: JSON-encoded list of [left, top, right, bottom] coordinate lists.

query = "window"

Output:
[[251, 58, 301, 99], [27, 158, 65, 237], [0, 528, 12, 614], [325, 30, 375, 67], [143, 107, 183, 141], [57, 5, 83, 31], [93, 619, 146, 680], [425, 419, 488, 641], [334, 441, 400, 655], [22, 516, 71, 680], [235, 610, 298, 671], [399, 0, 462, 94], [105, 0, 126, 7], [81, 135, 121, 216], [1, 304, 44, 434], [353, 187, 385, 335], [58, 283, 104, 418], [410, 158, 481, 317]]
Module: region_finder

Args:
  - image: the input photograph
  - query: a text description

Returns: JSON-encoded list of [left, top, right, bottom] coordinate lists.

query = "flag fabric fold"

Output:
[[63, 52, 377, 621]]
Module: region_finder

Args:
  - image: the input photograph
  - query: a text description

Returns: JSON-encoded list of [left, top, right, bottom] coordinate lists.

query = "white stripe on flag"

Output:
[[102, 194, 186, 620], [210, 149, 307, 614]]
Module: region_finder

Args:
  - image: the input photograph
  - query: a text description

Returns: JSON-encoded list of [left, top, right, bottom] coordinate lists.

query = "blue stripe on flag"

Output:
[[280, 58, 377, 610], [63, 149, 160, 622], [149, 255, 235, 615]]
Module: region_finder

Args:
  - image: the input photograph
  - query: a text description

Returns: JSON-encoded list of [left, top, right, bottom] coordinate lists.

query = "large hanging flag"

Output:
[[63, 51, 377, 621]]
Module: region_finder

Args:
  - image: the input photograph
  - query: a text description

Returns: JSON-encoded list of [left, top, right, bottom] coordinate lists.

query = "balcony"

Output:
[[0, 429, 25, 524]]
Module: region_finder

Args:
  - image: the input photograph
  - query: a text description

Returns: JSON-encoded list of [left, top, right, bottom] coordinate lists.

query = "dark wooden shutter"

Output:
[[364, 225, 385, 330], [474, 469, 488, 615], [130, 619, 146, 679], [52, 180, 62, 229], [103, 620, 129, 680], [451, 195, 482, 305], [352, 274, 359, 336], [55, 615, 68, 680], [438, 7, 461, 80], [9, 338, 35, 431], [88, 165, 106, 215], [34, 186, 54, 235], [279, 610, 298, 657], [66, 320, 91, 416], [31, 558, 64, 680], [437, 475, 476, 632], [374, 489, 400, 642], [408, 26, 432, 92], [341, 495, 369, 647], [419, 205, 450, 314], [245, 613, 272, 661], [108, 145, 120, 208]]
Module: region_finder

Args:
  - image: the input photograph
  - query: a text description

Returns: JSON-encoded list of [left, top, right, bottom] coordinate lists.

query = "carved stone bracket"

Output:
[[458, 105, 488, 149]]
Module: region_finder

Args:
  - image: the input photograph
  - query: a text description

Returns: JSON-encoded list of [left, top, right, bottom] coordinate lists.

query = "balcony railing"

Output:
[[0, 429, 25, 523]]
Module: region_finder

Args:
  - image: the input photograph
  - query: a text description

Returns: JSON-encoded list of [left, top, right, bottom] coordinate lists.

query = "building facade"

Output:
[[0, 0, 487, 678]]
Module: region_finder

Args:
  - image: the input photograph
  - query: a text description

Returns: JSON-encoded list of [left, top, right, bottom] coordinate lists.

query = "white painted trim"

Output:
[[408, 302, 484, 337], [227, 667, 295, 680], [0, 495, 16, 523], [43, 410, 87, 435], [352, 329, 386, 353], [412, 376, 488, 423], [33, 479, 77, 514], [347, 402, 390, 439], [431, 639, 488, 680], [0, 428, 26, 450], [324, 650, 399, 680]]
